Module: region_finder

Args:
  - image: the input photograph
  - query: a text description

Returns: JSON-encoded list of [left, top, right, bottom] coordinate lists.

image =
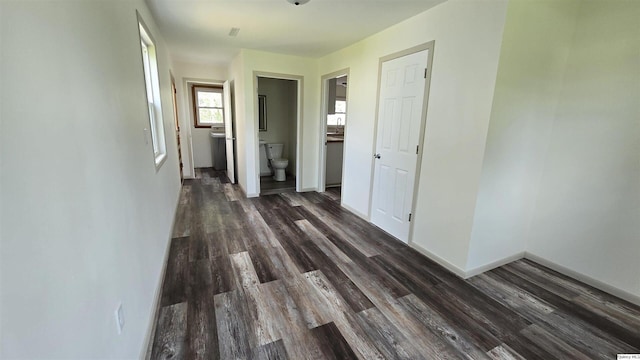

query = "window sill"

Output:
[[154, 153, 167, 172], [195, 124, 224, 129]]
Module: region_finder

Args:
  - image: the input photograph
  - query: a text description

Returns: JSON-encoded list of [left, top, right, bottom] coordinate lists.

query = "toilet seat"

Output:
[[271, 158, 289, 167]]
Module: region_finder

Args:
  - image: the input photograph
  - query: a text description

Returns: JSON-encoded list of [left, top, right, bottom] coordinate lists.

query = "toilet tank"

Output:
[[266, 143, 284, 160]]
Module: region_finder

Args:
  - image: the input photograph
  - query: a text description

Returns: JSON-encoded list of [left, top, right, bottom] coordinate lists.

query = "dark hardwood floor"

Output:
[[151, 168, 640, 359]]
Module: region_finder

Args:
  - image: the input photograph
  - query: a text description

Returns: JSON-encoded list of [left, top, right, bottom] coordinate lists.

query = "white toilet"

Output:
[[265, 143, 289, 182]]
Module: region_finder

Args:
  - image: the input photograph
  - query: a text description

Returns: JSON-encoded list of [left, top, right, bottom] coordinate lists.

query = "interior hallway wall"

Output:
[[318, 0, 509, 272], [467, 0, 581, 273], [1, 1, 181, 358], [525, 0, 640, 301], [233, 49, 319, 197]]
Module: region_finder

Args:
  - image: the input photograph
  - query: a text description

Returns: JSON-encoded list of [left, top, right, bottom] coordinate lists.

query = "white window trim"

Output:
[[138, 14, 167, 170]]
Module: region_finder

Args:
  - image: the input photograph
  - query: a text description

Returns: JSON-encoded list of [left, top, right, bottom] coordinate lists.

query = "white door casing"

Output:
[[371, 49, 429, 243], [223, 80, 235, 183]]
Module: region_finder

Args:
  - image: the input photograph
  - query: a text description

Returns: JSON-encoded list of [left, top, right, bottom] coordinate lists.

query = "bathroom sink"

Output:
[[210, 132, 225, 138]]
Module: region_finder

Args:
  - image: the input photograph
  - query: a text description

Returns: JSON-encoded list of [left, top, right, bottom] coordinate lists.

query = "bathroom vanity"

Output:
[[210, 132, 227, 170], [325, 135, 343, 186]]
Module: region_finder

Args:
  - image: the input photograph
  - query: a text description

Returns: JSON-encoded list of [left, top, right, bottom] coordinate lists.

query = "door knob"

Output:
[[374, 153, 381, 159]]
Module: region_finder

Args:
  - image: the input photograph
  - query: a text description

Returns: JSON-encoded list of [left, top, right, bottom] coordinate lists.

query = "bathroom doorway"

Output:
[[255, 74, 301, 195], [319, 69, 349, 198]]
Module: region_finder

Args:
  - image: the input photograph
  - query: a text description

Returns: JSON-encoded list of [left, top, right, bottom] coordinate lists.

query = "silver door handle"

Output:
[[226, 137, 235, 140], [374, 153, 381, 159]]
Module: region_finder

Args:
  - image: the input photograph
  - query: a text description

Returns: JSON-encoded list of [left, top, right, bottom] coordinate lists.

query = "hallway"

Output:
[[151, 170, 640, 359]]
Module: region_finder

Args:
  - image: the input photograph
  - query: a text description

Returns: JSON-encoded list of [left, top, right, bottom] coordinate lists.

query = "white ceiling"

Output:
[[145, 0, 446, 64]]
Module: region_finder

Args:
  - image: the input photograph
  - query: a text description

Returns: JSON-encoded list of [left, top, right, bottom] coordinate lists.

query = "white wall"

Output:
[[525, 0, 640, 300], [0, 1, 181, 358], [234, 50, 319, 197], [318, 0, 509, 271], [467, 0, 581, 272], [171, 60, 227, 173], [258, 77, 298, 175]]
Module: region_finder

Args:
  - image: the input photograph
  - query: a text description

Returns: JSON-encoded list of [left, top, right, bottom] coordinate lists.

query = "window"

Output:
[[192, 85, 224, 128], [138, 16, 167, 168], [327, 100, 347, 127]]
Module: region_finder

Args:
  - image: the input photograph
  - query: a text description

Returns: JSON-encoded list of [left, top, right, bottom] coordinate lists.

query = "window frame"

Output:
[[192, 84, 225, 128], [138, 14, 167, 170]]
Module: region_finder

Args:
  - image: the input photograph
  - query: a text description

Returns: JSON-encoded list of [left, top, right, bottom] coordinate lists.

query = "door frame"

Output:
[[253, 72, 304, 194], [367, 41, 436, 246], [318, 68, 350, 194], [181, 77, 226, 178], [170, 71, 183, 183]]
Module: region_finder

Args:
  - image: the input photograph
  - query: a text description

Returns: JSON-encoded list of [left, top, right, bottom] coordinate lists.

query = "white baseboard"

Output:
[[464, 252, 525, 279], [299, 187, 318, 192], [400, 247, 640, 307], [141, 192, 181, 359], [240, 182, 259, 198], [524, 252, 640, 307], [341, 202, 369, 221], [408, 242, 467, 279]]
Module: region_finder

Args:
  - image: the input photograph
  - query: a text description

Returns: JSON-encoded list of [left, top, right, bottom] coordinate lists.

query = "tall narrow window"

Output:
[[138, 16, 167, 168], [192, 85, 224, 128]]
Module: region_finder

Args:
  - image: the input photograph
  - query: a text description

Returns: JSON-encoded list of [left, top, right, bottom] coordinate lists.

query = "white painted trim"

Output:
[[409, 242, 467, 279], [341, 203, 369, 222], [237, 180, 258, 198], [299, 187, 318, 193], [318, 69, 350, 193], [525, 252, 640, 307], [141, 191, 182, 360], [389, 243, 640, 306], [464, 252, 525, 279]]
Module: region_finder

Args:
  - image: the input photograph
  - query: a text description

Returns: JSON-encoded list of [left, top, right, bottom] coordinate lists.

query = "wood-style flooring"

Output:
[[260, 175, 296, 195], [151, 169, 640, 359]]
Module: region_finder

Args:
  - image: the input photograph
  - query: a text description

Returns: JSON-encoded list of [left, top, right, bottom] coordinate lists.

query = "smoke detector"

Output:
[[286, 0, 310, 5]]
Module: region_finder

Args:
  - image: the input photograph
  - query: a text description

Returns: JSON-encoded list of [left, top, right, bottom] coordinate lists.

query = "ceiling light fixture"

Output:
[[286, 0, 310, 5], [229, 27, 240, 37]]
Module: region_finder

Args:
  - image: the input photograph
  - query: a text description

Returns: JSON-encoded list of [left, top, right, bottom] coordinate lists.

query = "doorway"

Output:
[[319, 69, 349, 199], [255, 74, 302, 195], [370, 42, 435, 243], [182, 79, 236, 183]]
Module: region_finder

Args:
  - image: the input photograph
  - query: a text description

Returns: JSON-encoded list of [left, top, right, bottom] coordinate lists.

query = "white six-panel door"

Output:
[[371, 49, 429, 243]]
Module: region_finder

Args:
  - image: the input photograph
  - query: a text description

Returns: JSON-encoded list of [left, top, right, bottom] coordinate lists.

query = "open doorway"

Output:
[[183, 79, 236, 183], [319, 69, 349, 199], [255, 74, 301, 195]]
